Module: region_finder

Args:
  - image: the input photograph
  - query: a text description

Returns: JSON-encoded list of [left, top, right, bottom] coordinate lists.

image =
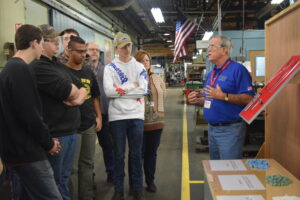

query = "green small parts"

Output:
[[266, 174, 293, 186]]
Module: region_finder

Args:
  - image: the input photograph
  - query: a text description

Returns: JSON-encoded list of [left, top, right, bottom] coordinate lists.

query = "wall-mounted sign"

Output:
[[240, 56, 300, 124]]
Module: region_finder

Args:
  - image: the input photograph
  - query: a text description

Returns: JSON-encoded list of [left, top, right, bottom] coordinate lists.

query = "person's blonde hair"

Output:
[[134, 50, 151, 64]]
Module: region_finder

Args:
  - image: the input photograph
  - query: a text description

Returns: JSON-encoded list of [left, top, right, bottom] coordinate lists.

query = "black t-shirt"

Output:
[[0, 57, 54, 163], [31, 55, 83, 137], [67, 66, 100, 131]]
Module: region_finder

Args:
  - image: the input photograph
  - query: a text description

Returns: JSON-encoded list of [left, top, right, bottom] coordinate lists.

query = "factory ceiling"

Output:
[[88, 0, 290, 56]]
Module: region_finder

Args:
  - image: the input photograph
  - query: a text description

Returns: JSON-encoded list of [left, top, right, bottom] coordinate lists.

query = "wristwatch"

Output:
[[225, 93, 229, 101]]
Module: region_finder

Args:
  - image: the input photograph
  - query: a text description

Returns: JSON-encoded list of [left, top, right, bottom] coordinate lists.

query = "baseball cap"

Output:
[[114, 32, 132, 48], [38, 24, 61, 39]]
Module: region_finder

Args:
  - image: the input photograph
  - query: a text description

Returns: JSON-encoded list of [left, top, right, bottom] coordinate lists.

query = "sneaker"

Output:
[[133, 190, 145, 200], [107, 173, 114, 184], [146, 182, 157, 193], [111, 191, 124, 200]]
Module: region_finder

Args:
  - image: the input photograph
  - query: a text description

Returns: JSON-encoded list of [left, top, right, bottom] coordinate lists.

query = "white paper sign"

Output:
[[218, 174, 265, 190], [217, 195, 265, 200], [209, 160, 247, 171]]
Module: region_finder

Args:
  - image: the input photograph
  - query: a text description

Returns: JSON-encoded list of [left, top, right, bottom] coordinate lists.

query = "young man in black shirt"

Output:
[[31, 24, 87, 200], [0, 24, 62, 199], [65, 36, 102, 200]]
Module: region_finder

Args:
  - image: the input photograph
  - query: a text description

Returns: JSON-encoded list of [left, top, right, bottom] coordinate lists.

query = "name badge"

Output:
[[204, 100, 211, 109]]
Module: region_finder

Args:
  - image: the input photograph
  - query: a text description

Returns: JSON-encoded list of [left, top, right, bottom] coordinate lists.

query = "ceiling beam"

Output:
[[163, 9, 256, 15]]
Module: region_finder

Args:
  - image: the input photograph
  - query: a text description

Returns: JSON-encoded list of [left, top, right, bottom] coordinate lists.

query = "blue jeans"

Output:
[[48, 134, 77, 200], [97, 114, 114, 175], [143, 129, 162, 185], [13, 160, 62, 200], [110, 119, 144, 192], [208, 122, 246, 160]]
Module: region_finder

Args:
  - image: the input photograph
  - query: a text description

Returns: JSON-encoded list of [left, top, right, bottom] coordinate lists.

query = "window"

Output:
[[255, 56, 265, 77]]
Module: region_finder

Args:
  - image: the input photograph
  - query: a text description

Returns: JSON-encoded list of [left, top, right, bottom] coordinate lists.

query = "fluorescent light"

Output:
[[164, 33, 170, 36], [271, 0, 284, 4], [202, 31, 213, 41], [167, 40, 172, 43], [151, 8, 165, 23]]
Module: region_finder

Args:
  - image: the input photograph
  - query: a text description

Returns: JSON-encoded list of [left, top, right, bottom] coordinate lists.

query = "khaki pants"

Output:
[[69, 125, 96, 200]]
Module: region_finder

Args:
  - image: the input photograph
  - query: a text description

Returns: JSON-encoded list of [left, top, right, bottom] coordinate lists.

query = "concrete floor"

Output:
[[94, 87, 209, 200]]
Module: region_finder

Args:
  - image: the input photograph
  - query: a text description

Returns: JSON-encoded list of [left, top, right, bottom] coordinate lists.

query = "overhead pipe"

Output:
[[41, 0, 114, 39], [77, 0, 126, 31]]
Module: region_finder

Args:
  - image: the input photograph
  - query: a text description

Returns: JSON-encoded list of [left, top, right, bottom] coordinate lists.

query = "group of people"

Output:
[[0, 21, 255, 200], [0, 24, 166, 200]]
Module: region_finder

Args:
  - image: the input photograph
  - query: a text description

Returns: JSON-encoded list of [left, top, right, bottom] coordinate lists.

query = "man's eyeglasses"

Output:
[[87, 48, 100, 52], [70, 49, 87, 54], [207, 45, 223, 49], [44, 37, 60, 43]]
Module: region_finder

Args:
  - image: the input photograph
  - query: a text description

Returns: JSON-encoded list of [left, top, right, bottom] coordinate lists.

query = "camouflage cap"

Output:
[[114, 32, 132, 48], [38, 24, 61, 39]]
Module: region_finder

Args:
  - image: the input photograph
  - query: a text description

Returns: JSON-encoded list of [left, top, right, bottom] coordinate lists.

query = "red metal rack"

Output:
[[240, 55, 300, 124]]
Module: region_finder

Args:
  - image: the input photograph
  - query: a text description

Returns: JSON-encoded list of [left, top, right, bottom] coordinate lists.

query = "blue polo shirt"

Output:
[[203, 58, 254, 124]]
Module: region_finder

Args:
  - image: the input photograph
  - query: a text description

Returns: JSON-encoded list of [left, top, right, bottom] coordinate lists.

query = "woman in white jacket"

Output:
[[134, 50, 166, 193]]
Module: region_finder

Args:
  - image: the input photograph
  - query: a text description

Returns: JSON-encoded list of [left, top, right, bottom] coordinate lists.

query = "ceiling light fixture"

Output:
[[164, 33, 170, 36], [151, 8, 165, 23], [167, 40, 172, 43], [202, 31, 213, 41], [271, 0, 284, 4]]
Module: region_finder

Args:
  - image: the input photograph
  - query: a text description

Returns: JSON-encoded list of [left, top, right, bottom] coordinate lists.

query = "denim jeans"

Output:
[[48, 134, 77, 200], [69, 125, 96, 200], [13, 160, 62, 200], [143, 129, 162, 185], [110, 119, 144, 192], [208, 121, 246, 160], [97, 114, 114, 175]]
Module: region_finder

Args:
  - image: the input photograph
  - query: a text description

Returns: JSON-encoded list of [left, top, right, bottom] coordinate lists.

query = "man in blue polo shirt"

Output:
[[188, 35, 254, 160]]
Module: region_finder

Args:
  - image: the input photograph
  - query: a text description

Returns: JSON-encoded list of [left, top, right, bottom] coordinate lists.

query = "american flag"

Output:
[[173, 16, 198, 63]]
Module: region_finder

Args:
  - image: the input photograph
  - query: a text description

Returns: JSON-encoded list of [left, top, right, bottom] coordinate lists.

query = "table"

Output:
[[202, 159, 300, 200]]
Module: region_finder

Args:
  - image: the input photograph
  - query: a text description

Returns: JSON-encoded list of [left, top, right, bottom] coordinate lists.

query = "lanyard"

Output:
[[210, 59, 232, 86]]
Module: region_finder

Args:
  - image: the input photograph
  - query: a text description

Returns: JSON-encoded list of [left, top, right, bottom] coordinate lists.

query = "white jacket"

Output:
[[103, 57, 148, 122]]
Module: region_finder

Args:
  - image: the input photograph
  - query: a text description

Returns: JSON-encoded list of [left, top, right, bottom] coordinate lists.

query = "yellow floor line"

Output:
[[181, 102, 190, 200], [189, 180, 205, 184]]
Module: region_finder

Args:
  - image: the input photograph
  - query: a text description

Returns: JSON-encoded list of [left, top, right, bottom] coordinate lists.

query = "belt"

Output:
[[209, 119, 242, 127]]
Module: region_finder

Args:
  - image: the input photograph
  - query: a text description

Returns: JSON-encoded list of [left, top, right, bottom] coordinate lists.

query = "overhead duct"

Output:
[[130, 1, 154, 31], [102, 0, 135, 11]]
